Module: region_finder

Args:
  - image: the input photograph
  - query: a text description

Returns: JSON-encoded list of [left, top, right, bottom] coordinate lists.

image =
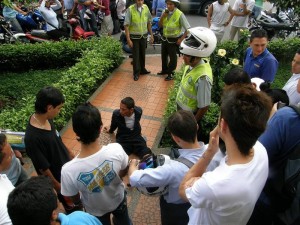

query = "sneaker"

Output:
[[84, 13, 91, 20], [85, 9, 92, 15]]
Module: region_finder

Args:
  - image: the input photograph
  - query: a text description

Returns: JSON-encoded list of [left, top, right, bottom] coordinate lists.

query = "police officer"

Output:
[[157, 0, 190, 81], [176, 27, 217, 139], [124, 0, 154, 81]]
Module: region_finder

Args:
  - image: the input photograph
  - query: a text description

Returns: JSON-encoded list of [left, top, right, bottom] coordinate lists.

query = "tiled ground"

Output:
[[24, 54, 184, 225]]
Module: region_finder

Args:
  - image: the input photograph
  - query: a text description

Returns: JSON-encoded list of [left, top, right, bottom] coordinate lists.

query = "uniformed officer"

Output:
[[157, 0, 190, 81], [124, 0, 154, 81], [176, 27, 217, 139]]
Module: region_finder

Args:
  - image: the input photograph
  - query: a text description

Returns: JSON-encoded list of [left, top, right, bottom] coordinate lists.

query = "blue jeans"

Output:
[[96, 194, 132, 225], [79, 9, 99, 36], [5, 17, 23, 33]]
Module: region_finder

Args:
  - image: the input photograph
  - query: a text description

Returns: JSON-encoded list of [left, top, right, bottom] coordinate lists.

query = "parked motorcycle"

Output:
[[0, 18, 28, 44], [16, 9, 46, 32], [13, 18, 95, 43], [249, 10, 300, 40]]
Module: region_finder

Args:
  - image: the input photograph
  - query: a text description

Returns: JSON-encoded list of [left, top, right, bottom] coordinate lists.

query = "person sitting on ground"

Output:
[[104, 97, 152, 159], [39, 0, 70, 39], [179, 84, 272, 225], [7, 176, 102, 225], [282, 48, 300, 105], [61, 102, 131, 225], [0, 133, 28, 186]]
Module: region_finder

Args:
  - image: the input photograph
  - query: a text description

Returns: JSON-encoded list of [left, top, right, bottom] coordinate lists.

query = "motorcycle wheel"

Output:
[[11, 36, 30, 44]]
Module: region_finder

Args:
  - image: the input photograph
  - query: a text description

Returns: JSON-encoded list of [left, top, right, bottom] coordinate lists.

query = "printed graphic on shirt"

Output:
[[77, 160, 116, 193]]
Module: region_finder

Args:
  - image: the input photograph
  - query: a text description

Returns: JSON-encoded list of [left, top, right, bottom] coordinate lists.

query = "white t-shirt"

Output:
[[231, 0, 255, 28], [0, 174, 14, 225], [282, 73, 300, 105], [211, 2, 230, 28], [61, 143, 128, 216], [186, 141, 268, 225], [124, 112, 135, 130]]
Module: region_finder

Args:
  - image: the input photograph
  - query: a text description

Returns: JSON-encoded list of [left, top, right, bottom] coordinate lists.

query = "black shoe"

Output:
[[157, 71, 168, 75], [165, 74, 173, 81], [140, 70, 151, 75], [129, 54, 133, 58], [134, 75, 139, 81]]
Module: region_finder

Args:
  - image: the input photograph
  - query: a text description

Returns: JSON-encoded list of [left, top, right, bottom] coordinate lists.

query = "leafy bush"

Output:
[[0, 37, 123, 131], [0, 38, 110, 72]]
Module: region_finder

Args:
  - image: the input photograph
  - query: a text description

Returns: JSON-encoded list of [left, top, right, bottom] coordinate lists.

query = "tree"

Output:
[[274, 0, 300, 15]]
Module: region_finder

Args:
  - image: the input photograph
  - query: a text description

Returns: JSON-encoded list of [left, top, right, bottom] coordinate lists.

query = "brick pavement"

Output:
[[24, 54, 184, 225]]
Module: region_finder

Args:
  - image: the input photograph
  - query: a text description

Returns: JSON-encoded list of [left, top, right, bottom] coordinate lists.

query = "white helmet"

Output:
[[180, 27, 217, 58], [166, 0, 180, 4], [136, 154, 171, 197]]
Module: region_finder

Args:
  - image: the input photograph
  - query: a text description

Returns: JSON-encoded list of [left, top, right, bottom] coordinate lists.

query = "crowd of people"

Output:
[[1, 0, 300, 225]]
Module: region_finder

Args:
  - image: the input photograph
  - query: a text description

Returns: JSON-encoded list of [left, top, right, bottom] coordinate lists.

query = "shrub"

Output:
[[0, 37, 123, 131]]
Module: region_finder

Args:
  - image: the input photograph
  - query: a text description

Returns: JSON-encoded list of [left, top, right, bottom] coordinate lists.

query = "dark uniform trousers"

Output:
[[161, 37, 179, 74], [131, 35, 147, 76]]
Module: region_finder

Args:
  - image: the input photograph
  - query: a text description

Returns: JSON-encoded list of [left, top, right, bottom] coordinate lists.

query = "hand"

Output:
[[150, 35, 154, 44], [176, 37, 183, 45], [128, 159, 140, 176], [128, 39, 133, 48], [224, 21, 229, 26], [103, 126, 110, 133], [208, 126, 220, 155]]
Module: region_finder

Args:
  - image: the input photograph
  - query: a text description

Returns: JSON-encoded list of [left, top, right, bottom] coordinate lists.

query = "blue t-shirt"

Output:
[[243, 47, 278, 82], [3, 5, 18, 19], [259, 106, 300, 179], [58, 211, 102, 225]]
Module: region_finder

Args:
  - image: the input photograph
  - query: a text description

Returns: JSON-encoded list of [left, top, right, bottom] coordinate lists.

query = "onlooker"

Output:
[[61, 102, 131, 225], [179, 84, 272, 225], [99, 0, 113, 35], [24, 86, 71, 211], [39, 0, 70, 39], [103, 97, 152, 159], [176, 27, 217, 140], [62, 0, 75, 16], [2, 0, 26, 33], [129, 110, 217, 225], [244, 29, 278, 82], [0, 134, 28, 186], [247, 105, 300, 225], [116, 0, 126, 31], [223, 67, 251, 86], [207, 0, 234, 42], [262, 0, 276, 15], [282, 49, 300, 105], [7, 176, 102, 225], [151, 0, 165, 17], [228, 0, 255, 41], [157, 0, 190, 81], [0, 174, 14, 225], [252, 0, 263, 18], [124, 0, 153, 81]]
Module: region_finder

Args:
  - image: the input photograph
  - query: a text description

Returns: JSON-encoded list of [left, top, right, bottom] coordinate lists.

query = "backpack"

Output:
[[264, 105, 300, 214]]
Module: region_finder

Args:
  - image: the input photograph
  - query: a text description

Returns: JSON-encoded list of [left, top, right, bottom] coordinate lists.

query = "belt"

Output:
[[130, 33, 148, 39], [162, 36, 179, 43]]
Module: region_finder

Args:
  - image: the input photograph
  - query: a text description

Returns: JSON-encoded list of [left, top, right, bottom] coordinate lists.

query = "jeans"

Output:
[[5, 17, 23, 33], [79, 9, 99, 36], [96, 194, 132, 225]]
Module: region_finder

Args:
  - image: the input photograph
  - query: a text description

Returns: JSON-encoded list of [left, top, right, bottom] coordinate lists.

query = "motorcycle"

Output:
[[16, 9, 46, 32], [0, 18, 28, 44], [13, 18, 95, 43], [249, 10, 300, 40]]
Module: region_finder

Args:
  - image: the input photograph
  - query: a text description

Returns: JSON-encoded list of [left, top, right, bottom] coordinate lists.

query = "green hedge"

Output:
[[0, 37, 123, 131], [0, 38, 116, 72]]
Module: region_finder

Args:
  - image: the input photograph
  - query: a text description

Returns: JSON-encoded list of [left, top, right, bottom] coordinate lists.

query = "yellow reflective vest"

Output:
[[162, 8, 182, 38], [176, 60, 213, 112], [128, 4, 149, 35]]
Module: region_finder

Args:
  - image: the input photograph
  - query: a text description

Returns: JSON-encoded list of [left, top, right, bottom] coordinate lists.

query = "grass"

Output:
[[0, 68, 67, 111]]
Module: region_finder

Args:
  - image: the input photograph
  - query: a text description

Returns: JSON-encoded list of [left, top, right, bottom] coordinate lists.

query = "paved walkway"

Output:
[[58, 54, 184, 225]]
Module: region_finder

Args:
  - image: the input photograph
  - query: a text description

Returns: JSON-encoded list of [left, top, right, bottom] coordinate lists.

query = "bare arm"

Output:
[[207, 4, 213, 28], [297, 79, 300, 93], [40, 168, 61, 193], [194, 106, 209, 122], [147, 21, 154, 44], [179, 127, 219, 201]]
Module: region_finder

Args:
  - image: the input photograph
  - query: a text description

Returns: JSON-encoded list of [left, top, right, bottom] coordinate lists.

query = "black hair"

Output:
[[167, 110, 198, 143], [0, 133, 7, 164], [72, 102, 103, 145], [34, 86, 65, 114], [7, 176, 57, 225], [250, 29, 268, 42], [223, 67, 251, 85], [121, 97, 135, 109], [259, 82, 289, 105], [220, 84, 272, 156]]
